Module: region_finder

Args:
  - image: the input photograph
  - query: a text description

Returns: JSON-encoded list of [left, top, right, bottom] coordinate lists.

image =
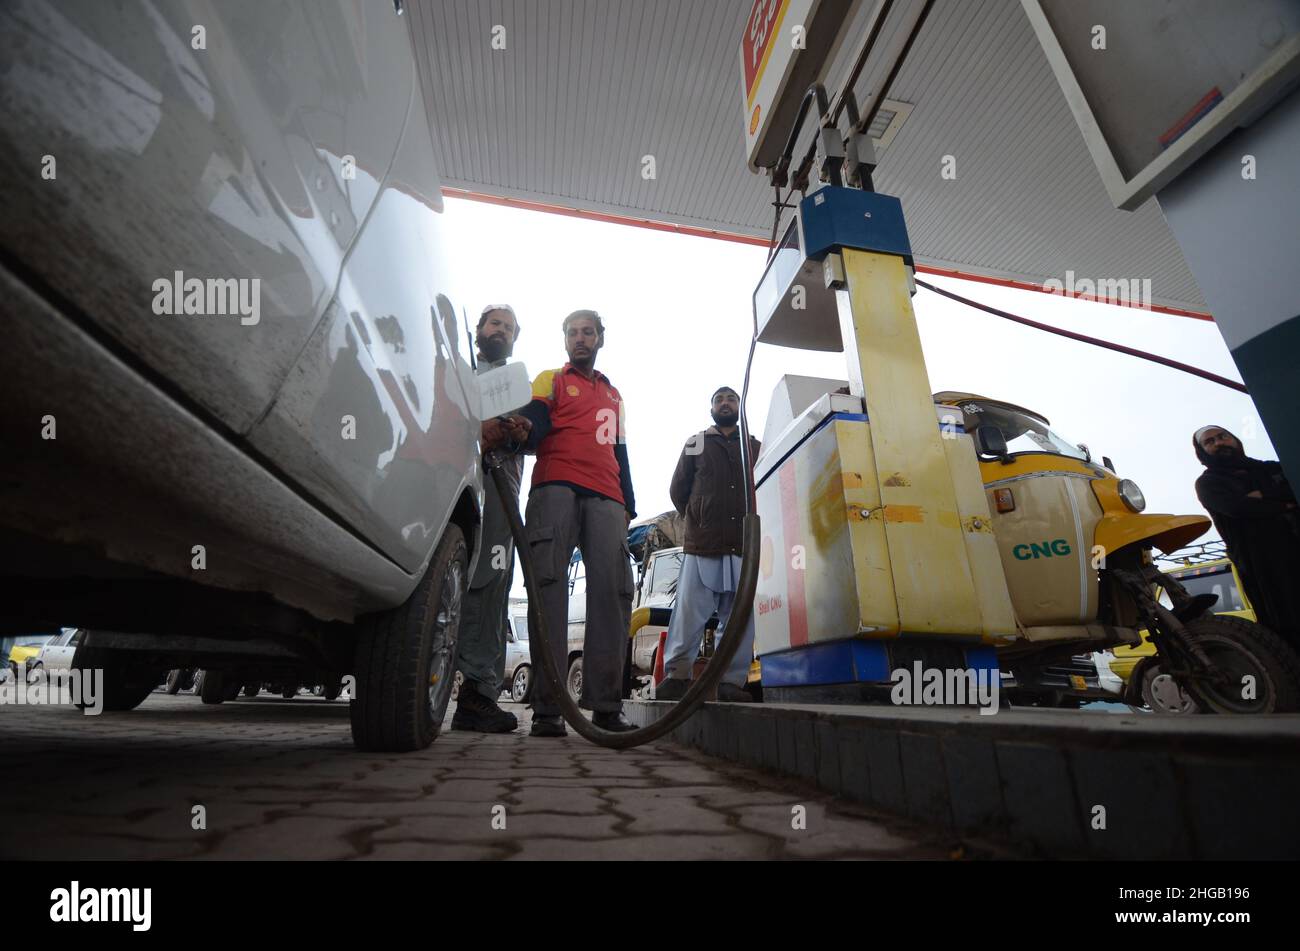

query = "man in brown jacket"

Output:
[[657, 387, 760, 702]]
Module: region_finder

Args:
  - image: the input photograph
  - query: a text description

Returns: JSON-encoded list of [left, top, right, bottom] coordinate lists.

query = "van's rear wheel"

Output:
[[511, 664, 532, 703], [1174, 616, 1300, 714], [351, 524, 467, 752], [567, 656, 584, 704]]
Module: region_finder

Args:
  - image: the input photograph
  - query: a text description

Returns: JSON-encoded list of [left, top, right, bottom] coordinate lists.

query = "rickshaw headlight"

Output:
[[1118, 479, 1146, 512]]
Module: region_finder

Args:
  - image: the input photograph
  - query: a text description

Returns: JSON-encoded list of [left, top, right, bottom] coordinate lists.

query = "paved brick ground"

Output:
[[0, 691, 1003, 860]]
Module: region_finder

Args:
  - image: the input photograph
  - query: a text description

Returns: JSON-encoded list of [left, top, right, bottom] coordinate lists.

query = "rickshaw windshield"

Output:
[[958, 401, 1088, 461]]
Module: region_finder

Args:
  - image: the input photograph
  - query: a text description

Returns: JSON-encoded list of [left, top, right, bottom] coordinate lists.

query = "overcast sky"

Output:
[[441, 195, 1273, 590]]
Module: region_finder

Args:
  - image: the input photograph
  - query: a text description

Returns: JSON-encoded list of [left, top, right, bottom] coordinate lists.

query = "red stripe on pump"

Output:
[[779, 460, 809, 648]]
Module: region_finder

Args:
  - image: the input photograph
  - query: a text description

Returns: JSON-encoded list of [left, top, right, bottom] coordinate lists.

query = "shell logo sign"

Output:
[[742, 0, 789, 106], [739, 0, 819, 171]]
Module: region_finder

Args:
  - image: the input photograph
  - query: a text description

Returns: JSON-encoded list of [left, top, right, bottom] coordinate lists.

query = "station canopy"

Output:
[[407, 0, 1208, 317]]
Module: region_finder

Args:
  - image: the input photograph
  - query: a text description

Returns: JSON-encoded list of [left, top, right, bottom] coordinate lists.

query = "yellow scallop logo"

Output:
[[566, 385, 580, 397]]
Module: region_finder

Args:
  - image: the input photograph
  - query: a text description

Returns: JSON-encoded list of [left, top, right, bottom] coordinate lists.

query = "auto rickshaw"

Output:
[[933, 392, 1300, 714]]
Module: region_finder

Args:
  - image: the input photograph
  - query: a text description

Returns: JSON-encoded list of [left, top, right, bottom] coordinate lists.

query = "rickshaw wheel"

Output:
[[1140, 662, 1200, 714], [1175, 616, 1300, 714]]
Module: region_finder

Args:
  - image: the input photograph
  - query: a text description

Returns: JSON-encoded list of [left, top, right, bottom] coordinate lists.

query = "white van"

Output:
[[0, 1, 482, 751]]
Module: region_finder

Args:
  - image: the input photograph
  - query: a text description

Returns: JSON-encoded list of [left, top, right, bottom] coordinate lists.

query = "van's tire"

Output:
[[351, 524, 467, 752], [511, 664, 532, 703], [1175, 615, 1300, 714], [165, 669, 185, 695], [566, 655, 584, 704], [199, 669, 228, 705], [71, 644, 160, 712]]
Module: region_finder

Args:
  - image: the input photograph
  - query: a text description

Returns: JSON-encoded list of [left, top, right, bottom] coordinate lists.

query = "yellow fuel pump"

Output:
[[752, 188, 1013, 701], [749, 188, 1300, 713]]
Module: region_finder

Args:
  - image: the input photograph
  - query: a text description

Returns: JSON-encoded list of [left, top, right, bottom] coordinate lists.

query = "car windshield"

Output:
[[650, 551, 684, 598], [13, 634, 55, 648], [956, 400, 1087, 460], [1158, 567, 1246, 612]]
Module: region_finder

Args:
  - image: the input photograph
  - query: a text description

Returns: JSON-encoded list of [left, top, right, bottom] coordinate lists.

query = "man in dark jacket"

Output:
[[657, 387, 760, 702], [1193, 425, 1300, 648]]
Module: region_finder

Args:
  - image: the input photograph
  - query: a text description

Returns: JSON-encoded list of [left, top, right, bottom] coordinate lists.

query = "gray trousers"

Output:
[[524, 485, 632, 715], [663, 553, 755, 687], [456, 552, 512, 699], [456, 451, 521, 699]]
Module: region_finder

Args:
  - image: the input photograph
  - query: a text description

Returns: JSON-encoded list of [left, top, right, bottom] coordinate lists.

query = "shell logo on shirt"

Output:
[[566, 385, 580, 397]]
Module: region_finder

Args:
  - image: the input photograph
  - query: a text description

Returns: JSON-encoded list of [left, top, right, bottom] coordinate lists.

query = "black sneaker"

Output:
[[529, 714, 567, 737], [592, 711, 636, 732], [452, 685, 518, 733]]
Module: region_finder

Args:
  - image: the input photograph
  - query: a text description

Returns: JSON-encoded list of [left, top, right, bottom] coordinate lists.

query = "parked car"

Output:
[[503, 601, 533, 703], [28, 628, 86, 682], [0, 2, 485, 750], [629, 547, 684, 677], [6, 632, 59, 683]]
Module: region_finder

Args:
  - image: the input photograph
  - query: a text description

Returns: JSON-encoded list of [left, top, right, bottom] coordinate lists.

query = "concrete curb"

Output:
[[625, 700, 1300, 859]]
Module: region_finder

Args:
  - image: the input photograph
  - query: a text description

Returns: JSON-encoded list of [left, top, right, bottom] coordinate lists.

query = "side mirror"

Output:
[[1103, 455, 1116, 472], [975, 425, 1009, 462]]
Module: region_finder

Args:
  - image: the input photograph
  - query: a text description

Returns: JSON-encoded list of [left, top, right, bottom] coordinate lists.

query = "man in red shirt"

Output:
[[518, 310, 637, 736]]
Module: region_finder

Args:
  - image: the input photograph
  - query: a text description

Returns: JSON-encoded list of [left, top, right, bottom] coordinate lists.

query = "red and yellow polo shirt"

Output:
[[523, 364, 633, 512]]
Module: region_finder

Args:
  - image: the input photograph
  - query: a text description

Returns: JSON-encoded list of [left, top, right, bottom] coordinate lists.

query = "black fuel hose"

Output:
[[485, 457, 759, 750]]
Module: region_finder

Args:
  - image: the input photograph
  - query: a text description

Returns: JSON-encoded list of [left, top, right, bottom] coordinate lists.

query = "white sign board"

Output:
[[477, 362, 532, 420]]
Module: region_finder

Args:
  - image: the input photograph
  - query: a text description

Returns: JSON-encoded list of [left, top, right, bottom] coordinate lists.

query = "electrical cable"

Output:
[[915, 278, 1248, 394]]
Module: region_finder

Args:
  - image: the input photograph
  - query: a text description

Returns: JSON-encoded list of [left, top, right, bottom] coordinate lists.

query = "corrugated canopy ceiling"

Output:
[[407, 0, 1207, 315]]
